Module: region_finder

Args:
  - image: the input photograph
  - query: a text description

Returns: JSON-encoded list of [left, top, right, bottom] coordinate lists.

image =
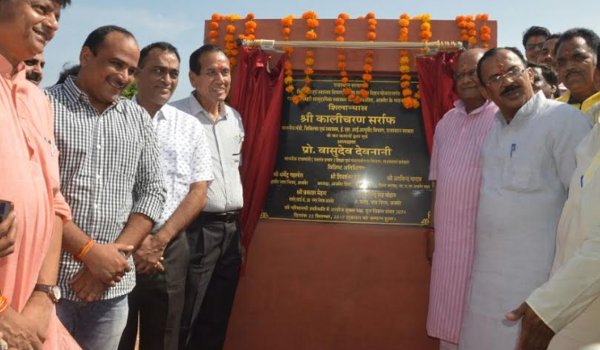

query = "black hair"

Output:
[[527, 61, 559, 86], [55, 64, 80, 85], [522, 26, 551, 47], [82, 25, 136, 55], [139, 42, 180, 68], [547, 33, 561, 41], [189, 44, 225, 74], [57, 0, 71, 7], [555, 28, 600, 57], [476, 47, 527, 85]]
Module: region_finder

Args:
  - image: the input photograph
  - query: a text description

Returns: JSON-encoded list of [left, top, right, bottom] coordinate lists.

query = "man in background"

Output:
[[25, 53, 45, 86], [523, 26, 551, 62], [426, 48, 496, 350], [555, 28, 600, 115]]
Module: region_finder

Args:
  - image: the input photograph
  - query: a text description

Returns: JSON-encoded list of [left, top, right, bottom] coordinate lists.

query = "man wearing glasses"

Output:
[[458, 47, 591, 350], [522, 26, 551, 62]]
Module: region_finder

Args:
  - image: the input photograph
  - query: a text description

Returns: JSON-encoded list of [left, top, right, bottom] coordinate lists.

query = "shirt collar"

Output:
[[62, 75, 125, 113], [455, 99, 493, 117], [496, 90, 544, 125], [188, 91, 227, 121]]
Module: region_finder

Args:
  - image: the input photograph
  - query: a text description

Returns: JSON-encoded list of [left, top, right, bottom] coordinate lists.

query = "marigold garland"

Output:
[[477, 14, 491, 48], [283, 11, 319, 105], [456, 15, 478, 47], [282, 15, 295, 95], [398, 13, 418, 109], [239, 13, 257, 42], [208, 13, 220, 45]]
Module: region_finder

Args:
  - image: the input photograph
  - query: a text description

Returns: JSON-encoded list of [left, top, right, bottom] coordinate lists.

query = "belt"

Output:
[[198, 210, 241, 223]]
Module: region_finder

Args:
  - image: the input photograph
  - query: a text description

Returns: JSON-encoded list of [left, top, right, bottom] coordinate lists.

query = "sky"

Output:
[[42, 0, 600, 100]]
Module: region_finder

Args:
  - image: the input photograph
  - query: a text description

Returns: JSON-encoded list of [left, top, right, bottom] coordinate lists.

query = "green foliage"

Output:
[[121, 81, 138, 99]]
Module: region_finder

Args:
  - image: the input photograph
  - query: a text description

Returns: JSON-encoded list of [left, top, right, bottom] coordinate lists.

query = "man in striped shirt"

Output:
[[46, 25, 166, 350], [426, 48, 497, 350]]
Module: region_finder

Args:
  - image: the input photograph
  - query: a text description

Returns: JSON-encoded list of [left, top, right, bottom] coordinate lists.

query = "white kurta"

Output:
[[459, 92, 592, 350], [527, 121, 600, 350]]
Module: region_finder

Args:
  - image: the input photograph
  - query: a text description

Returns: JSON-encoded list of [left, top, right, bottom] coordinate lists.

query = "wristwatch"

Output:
[[33, 284, 61, 303]]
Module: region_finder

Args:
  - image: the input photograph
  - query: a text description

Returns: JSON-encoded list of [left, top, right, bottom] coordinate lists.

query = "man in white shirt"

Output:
[[171, 44, 245, 350], [118, 42, 213, 350]]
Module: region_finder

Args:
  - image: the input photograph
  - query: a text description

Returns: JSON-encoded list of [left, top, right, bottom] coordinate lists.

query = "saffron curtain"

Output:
[[416, 51, 461, 154], [231, 47, 285, 255]]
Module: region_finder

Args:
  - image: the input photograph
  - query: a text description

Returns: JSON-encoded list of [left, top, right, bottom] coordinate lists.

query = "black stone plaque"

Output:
[[262, 76, 432, 225]]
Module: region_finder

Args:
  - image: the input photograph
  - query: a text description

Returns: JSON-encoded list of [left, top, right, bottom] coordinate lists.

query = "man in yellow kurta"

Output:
[[507, 48, 600, 350]]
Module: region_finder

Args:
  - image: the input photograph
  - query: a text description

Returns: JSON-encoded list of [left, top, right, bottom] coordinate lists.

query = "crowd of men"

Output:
[[1, 1, 242, 350], [428, 25, 600, 350], [2, 1, 600, 350]]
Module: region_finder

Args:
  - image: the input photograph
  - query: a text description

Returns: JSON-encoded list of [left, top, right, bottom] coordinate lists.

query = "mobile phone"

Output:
[[0, 199, 13, 223]]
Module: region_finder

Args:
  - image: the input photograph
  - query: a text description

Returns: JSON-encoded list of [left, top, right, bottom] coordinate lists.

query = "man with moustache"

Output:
[[46, 25, 166, 350], [507, 47, 600, 350], [555, 28, 600, 116], [426, 48, 497, 350], [538, 33, 561, 68], [118, 42, 213, 350], [25, 53, 45, 86], [0, 0, 81, 349], [171, 44, 244, 350], [458, 47, 591, 350]]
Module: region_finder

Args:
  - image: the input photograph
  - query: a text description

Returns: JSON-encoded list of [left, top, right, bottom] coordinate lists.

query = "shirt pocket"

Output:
[[501, 162, 539, 192]]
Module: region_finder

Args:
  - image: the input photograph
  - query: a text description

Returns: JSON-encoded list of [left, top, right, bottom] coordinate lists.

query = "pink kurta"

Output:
[[426, 100, 496, 343], [0, 55, 80, 349]]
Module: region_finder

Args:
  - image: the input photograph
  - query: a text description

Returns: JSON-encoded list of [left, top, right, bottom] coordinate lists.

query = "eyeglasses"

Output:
[[454, 68, 478, 81], [526, 42, 544, 52], [485, 66, 526, 87]]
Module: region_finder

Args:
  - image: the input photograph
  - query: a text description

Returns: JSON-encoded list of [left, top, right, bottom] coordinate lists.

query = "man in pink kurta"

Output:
[[0, 0, 80, 349], [426, 49, 496, 350]]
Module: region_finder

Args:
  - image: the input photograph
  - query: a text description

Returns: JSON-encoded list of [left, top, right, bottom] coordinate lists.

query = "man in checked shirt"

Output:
[[45, 25, 166, 350]]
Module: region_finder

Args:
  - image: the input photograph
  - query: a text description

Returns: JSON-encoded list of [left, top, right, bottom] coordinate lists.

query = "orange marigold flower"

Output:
[[211, 13, 221, 21], [400, 65, 410, 73], [339, 13, 350, 20], [341, 77, 349, 84], [455, 15, 464, 22], [226, 24, 236, 33], [301, 86, 311, 94], [365, 56, 374, 64], [209, 38, 218, 45], [401, 81, 411, 88], [246, 13, 255, 20], [305, 57, 315, 66], [284, 76, 294, 85], [307, 18, 319, 28], [281, 16, 293, 26], [421, 22, 431, 31], [401, 74, 411, 81], [335, 25, 345, 35], [353, 96, 361, 104], [337, 61, 346, 69], [305, 31, 317, 40], [465, 15, 474, 21], [368, 18, 377, 26], [480, 33, 491, 41], [292, 95, 300, 105], [421, 31, 432, 39], [284, 47, 293, 54], [285, 85, 295, 93], [400, 56, 410, 65], [367, 32, 376, 40], [477, 14, 489, 21], [361, 82, 369, 88], [400, 27, 409, 36], [304, 68, 314, 75], [245, 21, 257, 29], [362, 73, 372, 81], [210, 22, 219, 30], [359, 89, 369, 98], [229, 57, 237, 66], [282, 27, 291, 36], [467, 22, 476, 29], [481, 26, 491, 34], [401, 13, 410, 20], [363, 64, 373, 72], [366, 12, 375, 19], [342, 88, 352, 95], [335, 18, 345, 26], [368, 24, 377, 31], [458, 21, 468, 28], [468, 29, 477, 36], [339, 70, 348, 77], [209, 30, 219, 38], [460, 35, 469, 41], [224, 34, 234, 41], [399, 19, 410, 27], [468, 37, 478, 44]]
